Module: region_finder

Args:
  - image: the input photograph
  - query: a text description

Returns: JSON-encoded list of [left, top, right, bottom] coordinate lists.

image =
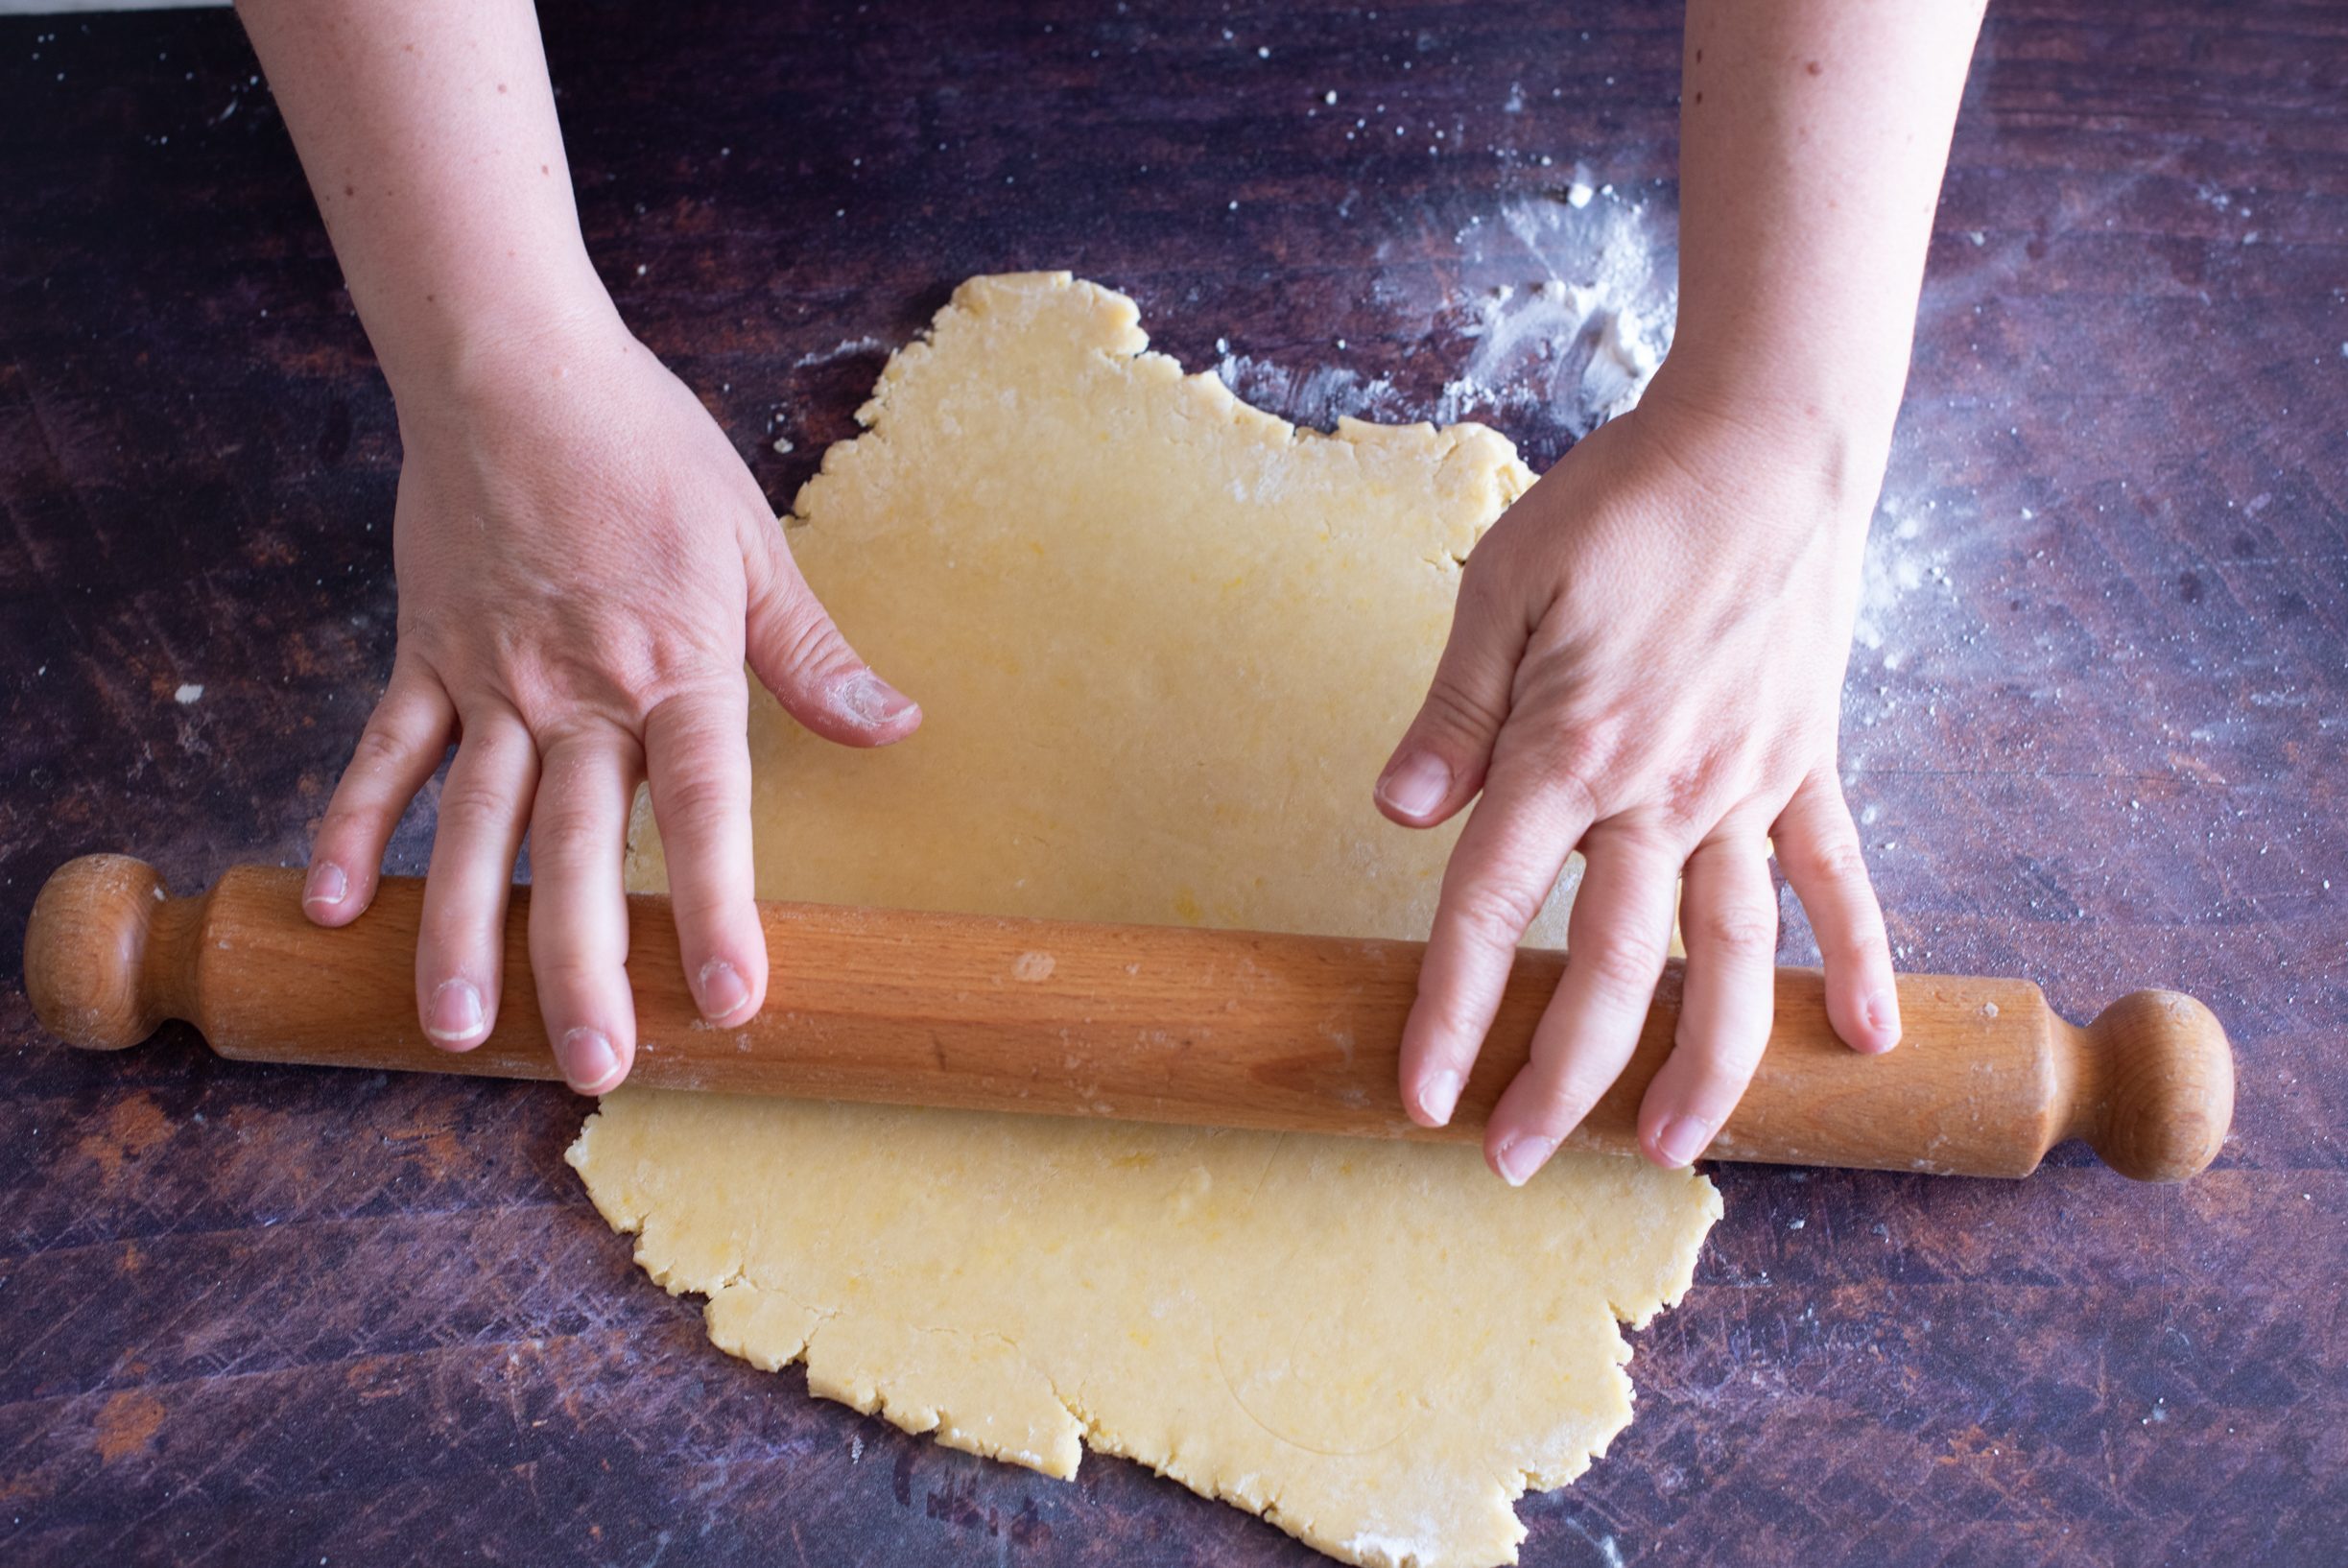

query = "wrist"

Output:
[[371, 262, 629, 413], [1634, 346, 1898, 528]]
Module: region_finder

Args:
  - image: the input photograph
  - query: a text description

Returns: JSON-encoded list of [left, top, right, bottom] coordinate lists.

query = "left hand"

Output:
[[302, 309, 919, 1094]]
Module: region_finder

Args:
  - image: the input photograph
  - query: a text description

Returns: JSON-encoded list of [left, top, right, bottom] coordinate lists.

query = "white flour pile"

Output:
[[1430, 190, 1676, 436], [1214, 182, 1679, 453]]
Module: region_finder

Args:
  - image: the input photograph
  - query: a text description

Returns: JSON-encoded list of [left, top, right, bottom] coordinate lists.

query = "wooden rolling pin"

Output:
[[24, 854, 2232, 1180]]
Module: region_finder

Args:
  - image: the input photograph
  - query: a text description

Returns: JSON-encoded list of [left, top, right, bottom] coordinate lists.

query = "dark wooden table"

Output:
[[3, 3, 2341, 1563]]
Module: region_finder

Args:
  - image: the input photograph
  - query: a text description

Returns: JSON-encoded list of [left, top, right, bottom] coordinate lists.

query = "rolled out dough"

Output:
[[567, 273, 1719, 1567]]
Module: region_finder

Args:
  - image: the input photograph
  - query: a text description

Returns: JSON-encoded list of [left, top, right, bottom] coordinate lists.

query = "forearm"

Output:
[[1656, 0, 1988, 497], [237, 0, 618, 401]]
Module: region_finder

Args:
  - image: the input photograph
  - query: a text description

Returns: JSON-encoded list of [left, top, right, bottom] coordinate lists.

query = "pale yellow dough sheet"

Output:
[[567, 273, 1719, 1568]]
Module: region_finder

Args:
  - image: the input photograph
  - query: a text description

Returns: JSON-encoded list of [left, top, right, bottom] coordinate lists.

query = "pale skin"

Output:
[[1380, 0, 1991, 1181], [240, 0, 918, 1096], [241, 0, 1986, 1176]]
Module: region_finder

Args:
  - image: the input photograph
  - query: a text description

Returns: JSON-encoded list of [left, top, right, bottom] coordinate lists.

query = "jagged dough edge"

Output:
[[576, 273, 1713, 1568], [786, 271, 1534, 558], [567, 1107, 1720, 1568]]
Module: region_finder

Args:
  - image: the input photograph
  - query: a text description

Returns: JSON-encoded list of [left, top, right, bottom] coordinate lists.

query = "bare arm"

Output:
[[1384, 0, 1987, 1181], [1671, 0, 1988, 493], [239, 0, 610, 394], [241, 0, 918, 1094]]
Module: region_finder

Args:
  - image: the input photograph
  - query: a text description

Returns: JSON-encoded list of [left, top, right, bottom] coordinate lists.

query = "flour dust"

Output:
[[1212, 181, 1678, 461]]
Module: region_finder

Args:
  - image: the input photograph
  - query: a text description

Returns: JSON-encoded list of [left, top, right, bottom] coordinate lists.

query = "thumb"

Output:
[[1375, 567, 1528, 828], [744, 535, 921, 748]]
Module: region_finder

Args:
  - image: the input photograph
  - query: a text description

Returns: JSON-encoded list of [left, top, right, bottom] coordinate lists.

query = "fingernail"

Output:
[[1864, 990, 1902, 1049], [425, 978, 486, 1043], [836, 667, 917, 727], [1494, 1132, 1559, 1187], [1655, 1114, 1713, 1168], [698, 959, 749, 1021], [1377, 751, 1451, 819], [560, 1027, 624, 1094], [303, 861, 348, 909], [1419, 1068, 1463, 1127]]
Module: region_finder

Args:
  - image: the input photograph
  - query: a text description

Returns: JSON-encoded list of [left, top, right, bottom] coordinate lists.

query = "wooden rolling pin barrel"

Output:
[[25, 854, 2233, 1180]]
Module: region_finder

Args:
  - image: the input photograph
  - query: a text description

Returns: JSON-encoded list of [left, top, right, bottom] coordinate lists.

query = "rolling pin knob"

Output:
[[24, 854, 187, 1052], [2075, 988, 2234, 1182]]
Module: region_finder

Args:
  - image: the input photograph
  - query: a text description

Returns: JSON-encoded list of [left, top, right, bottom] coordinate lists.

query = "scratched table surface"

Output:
[[2, 2, 2342, 1564]]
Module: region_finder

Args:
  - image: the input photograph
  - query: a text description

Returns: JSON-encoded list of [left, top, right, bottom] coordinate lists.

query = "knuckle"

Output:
[[1501, 733, 1601, 820], [348, 723, 420, 781], [1792, 831, 1872, 889], [1693, 901, 1777, 961], [631, 651, 738, 718], [652, 750, 745, 834], [436, 777, 516, 837], [418, 912, 501, 968], [1531, 1078, 1601, 1135], [655, 774, 739, 838], [652, 681, 748, 733], [665, 887, 746, 938], [1601, 810, 1683, 862], [523, 692, 632, 751], [530, 948, 627, 992], [1418, 677, 1508, 748], [314, 802, 378, 850], [1572, 929, 1664, 997], [1817, 916, 1888, 964], [1456, 542, 1524, 612], [1454, 549, 1501, 607], [1449, 880, 1548, 954], [1413, 987, 1493, 1054], [768, 603, 850, 681], [740, 532, 782, 596], [1662, 1050, 1760, 1113], [529, 788, 612, 850], [1543, 766, 1602, 829], [1652, 782, 1719, 844]]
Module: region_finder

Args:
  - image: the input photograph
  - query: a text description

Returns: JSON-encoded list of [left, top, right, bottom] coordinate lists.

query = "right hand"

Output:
[[300, 303, 919, 1093], [1376, 375, 1898, 1182]]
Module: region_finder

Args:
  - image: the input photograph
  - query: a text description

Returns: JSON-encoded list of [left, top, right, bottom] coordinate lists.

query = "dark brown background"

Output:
[[2, 2, 2341, 1564]]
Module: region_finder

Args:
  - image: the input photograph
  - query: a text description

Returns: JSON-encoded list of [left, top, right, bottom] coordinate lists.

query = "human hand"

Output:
[[301, 307, 918, 1092], [1375, 377, 1898, 1182]]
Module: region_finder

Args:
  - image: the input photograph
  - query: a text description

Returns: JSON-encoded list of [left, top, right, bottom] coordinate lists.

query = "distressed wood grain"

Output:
[[1, 2, 2341, 1564]]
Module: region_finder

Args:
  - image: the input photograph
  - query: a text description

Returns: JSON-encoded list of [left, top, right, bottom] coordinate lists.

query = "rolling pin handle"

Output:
[[24, 854, 191, 1053], [2074, 989, 2234, 1182]]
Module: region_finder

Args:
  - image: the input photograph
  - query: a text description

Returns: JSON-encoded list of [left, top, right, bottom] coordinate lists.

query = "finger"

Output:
[[414, 706, 536, 1052], [527, 723, 644, 1094], [305, 659, 456, 926], [1373, 560, 1532, 829], [644, 684, 765, 1027], [1774, 771, 1900, 1054], [1638, 833, 1778, 1168], [744, 535, 920, 748], [1484, 820, 1680, 1184], [1395, 748, 1597, 1129]]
